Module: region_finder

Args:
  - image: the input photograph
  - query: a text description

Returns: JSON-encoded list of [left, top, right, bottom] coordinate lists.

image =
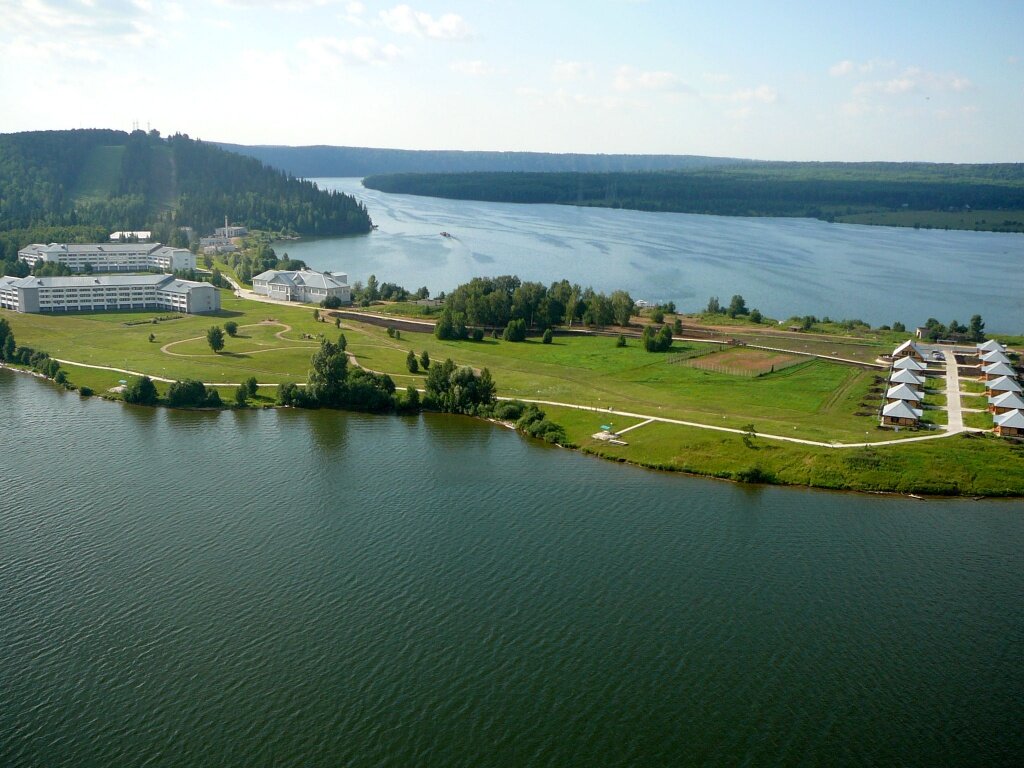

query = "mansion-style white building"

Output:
[[0, 274, 220, 315], [252, 268, 351, 304], [18, 243, 196, 274]]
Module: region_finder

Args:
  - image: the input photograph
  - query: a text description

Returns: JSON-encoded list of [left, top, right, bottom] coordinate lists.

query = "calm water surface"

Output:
[[278, 178, 1024, 333], [2, 369, 1022, 766]]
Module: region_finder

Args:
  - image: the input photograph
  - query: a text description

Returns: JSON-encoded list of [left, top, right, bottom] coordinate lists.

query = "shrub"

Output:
[[616, 334, 626, 347], [224, 321, 238, 337], [406, 350, 419, 373], [542, 328, 553, 344], [79, 386, 94, 397], [503, 318, 527, 342], [471, 327, 484, 342]]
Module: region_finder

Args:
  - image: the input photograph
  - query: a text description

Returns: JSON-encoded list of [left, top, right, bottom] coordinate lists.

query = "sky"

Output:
[[1, 0, 1022, 162]]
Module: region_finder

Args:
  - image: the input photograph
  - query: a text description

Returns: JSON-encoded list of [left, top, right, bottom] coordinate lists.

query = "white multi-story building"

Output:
[[0, 274, 220, 314], [18, 243, 196, 273], [252, 268, 351, 304]]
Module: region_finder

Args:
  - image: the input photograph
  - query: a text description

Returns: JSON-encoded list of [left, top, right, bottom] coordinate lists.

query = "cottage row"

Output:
[[880, 340, 931, 427], [978, 339, 1024, 437]]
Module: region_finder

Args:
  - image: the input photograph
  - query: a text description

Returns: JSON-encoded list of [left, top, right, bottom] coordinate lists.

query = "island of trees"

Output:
[[0, 128, 373, 275]]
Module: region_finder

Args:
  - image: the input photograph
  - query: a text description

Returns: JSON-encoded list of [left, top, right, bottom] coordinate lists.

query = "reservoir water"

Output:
[[280, 178, 1024, 333], [2, 368, 1022, 766]]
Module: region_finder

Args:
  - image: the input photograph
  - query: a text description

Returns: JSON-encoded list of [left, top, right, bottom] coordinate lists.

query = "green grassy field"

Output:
[[5, 294, 1023, 495], [72, 145, 125, 202], [553, 409, 1024, 496]]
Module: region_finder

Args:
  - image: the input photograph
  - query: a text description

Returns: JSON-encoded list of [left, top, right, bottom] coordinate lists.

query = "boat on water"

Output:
[[440, 231, 454, 238]]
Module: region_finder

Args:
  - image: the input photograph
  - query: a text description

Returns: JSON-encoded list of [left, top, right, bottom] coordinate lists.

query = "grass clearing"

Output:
[[72, 145, 125, 202]]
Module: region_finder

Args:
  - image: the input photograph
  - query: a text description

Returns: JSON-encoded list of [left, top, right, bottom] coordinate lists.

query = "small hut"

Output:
[[994, 409, 1024, 437], [881, 400, 922, 427]]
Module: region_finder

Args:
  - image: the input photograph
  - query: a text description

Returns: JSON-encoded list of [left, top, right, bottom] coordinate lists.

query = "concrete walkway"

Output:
[[943, 349, 965, 432]]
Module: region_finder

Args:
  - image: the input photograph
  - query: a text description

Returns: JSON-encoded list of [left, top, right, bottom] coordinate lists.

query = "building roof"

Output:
[[989, 391, 1024, 410], [893, 356, 927, 371], [21, 242, 165, 256], [893, 339, 925, 357], [988, 376, 1023, 393], [886, 383, 923, 401], [889, 369, 925, 386], [980, 350, 1010, 364], [994, 409, 1024, 429], [978, 339, 1005, 353], [252, 268, 349, 290], [882, 400, 922, 420], [983, 361, 1016, 377], [4, 274, 209, 291]]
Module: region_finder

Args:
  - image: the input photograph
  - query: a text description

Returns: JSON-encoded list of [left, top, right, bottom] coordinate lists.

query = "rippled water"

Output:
[[278, 178, 1024, 333], [2, 369, 1022, 767]]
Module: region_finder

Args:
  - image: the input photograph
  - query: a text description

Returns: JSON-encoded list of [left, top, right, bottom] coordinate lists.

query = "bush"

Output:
[[404, 385, 420, 411], [503, 318, 527, 342], [167, 379, 213, 408], [651, 309, 665, 324], [641, 324, 673, 352], [749, 309, 762, 324], [244, 376, 258, 398], [616, 334, 626, 347], [224, 320, 238, 337], [234, 386, 248, 407], [471, 327, 485, 342], [79, 386, 94, 397], [406, 350, 419, 373], [419, 350, 430, 369], [542, 328, 553, 344], [321, 295, 342, 309], [123, 375, 158, 406]]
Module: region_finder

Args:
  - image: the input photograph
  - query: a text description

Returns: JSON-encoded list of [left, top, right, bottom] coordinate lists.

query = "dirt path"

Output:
[[160, 321, 311, 357]]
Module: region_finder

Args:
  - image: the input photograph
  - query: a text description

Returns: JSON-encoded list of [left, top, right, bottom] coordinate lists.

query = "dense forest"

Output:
[[363, 166, 1024, 232], [0, 129, 373, 274], [215, 143, 746, 177]]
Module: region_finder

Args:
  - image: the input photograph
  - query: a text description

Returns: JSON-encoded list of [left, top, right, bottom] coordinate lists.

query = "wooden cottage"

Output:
[[982, 361, 1016, 380], [893, 356, 927, 372], [994, 409, 1024, 437], [886, 383, 923, 405], [882, 400, 922, 426], [892, 339, 926, 361], [986, 376, 1023, 397], [988, 391, 1024, 414], [980, 349, 1010, 365], [889, 369, 925, 390]]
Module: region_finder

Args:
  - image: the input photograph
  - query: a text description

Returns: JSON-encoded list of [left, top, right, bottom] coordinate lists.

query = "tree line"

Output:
[[433, 275, 634, 340], [363, 168, 1024, 222]]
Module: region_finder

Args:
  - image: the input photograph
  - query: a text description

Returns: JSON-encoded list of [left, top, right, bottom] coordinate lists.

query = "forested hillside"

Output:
[[363, 165, 1024, 232], [0, 129, 373, 273], [216, 142, 747, 177]]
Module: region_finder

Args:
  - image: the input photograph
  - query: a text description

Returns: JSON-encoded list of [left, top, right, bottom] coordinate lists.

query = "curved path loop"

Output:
[[160, 321, 316, 357]]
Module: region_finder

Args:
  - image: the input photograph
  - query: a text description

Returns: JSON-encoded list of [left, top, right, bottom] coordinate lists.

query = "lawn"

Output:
[[0, 296, 977, 444], [545, 406, 1024, 496]]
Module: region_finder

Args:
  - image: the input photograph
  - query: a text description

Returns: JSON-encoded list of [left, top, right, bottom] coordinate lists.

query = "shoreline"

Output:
[[4, 362, 1021, 499]]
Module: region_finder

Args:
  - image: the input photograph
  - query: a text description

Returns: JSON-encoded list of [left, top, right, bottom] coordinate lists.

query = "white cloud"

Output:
[[612, 66, 689, 93], [0, 0, 165, 48], [707, 85, 777, 104], [379, 4, 472, 40], [853, 67, 973, 98], [829, 60, 855, 77], [451, 60, 496, 76], [552, 59, 592, 82], [701, 72, 732, 84], [299, 35, 402, 66]]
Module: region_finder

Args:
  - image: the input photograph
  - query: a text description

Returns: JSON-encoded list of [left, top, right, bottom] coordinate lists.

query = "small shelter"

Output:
[[982, 361, 1016, 380], [892, 339, 926, 361], [893, 356, 927, 372], [980, 349, 1010, 365], [986, 376, 1023, 397], [886, 383, 923, 404], [977, 339, 1005, 354], [889, 369, 925, 390], [989, 391, 1024, 414], [994, 409, 1024, 437], [881, 400, 922, 426]]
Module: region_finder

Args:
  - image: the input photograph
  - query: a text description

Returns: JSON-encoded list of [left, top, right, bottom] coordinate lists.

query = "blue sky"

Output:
[[1, 0, 1021, 161]]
